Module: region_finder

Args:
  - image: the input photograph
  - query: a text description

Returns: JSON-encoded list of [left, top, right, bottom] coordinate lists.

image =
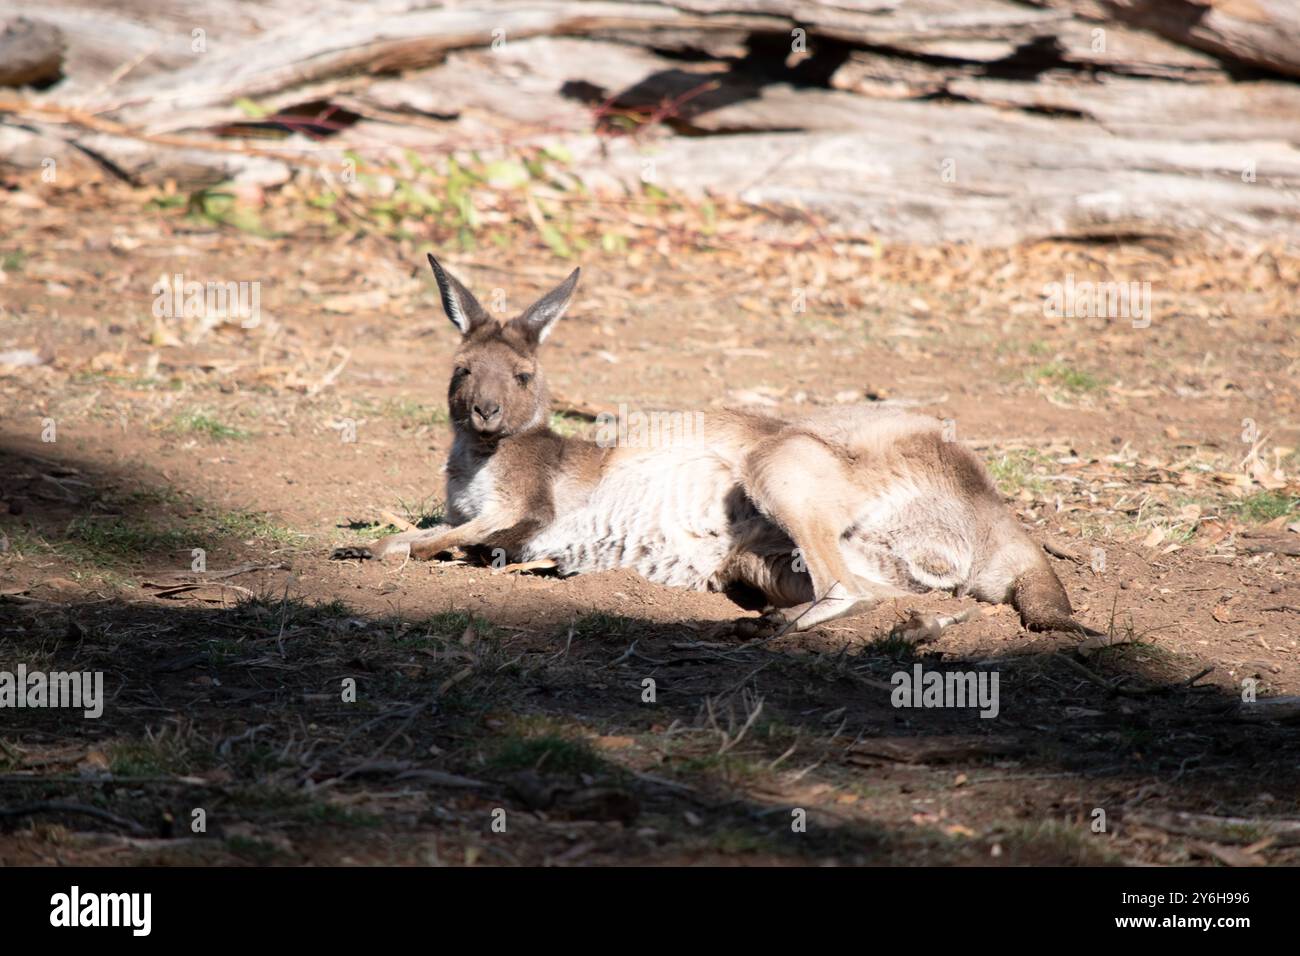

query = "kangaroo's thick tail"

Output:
[[1012, 562, 1105, 637]]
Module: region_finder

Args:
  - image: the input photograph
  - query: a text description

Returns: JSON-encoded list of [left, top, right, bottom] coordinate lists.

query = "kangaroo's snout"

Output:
[[472, 400, 502, 428]]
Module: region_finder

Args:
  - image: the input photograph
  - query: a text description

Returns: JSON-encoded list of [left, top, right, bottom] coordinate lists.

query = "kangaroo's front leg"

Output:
[[406, 516, 504, 561], [332, 524, 454, 561], [331, 517, 508, 562]]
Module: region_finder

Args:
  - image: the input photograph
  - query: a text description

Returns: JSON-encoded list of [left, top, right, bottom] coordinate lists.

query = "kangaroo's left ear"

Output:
[[510, 268, 580, 345], [427, 253, 492, 336]]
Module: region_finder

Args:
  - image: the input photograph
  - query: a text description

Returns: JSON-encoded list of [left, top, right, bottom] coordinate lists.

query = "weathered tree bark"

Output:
[[1, 0, 1297, 244], [1097, 0, 1300, 79]]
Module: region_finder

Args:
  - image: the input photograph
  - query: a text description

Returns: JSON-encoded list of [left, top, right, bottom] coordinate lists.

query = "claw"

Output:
[[330, 546, 374, 561], [713, 609, 791, 642]]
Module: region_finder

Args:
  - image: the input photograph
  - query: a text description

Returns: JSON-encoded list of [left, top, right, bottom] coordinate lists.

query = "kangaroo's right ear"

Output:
[[427, 254, 492, 335]]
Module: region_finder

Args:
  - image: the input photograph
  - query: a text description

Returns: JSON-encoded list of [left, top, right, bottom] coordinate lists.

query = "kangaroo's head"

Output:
[[428, 253, 580, 443]]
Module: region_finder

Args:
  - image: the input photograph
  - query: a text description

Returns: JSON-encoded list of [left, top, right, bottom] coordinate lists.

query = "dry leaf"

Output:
[[1197, 520, 1229, 547], [1212, 603, 1242, 624]]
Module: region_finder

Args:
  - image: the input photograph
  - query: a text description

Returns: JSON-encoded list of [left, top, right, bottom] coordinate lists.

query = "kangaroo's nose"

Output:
[[473, 401, 501, 422]]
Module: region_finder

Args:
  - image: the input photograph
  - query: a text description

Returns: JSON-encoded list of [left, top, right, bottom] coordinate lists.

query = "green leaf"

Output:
[[539, 223, 572, 258], [233, 97, 270, 119], [542, 144, 573, 165], [483, 160, 529, 188]]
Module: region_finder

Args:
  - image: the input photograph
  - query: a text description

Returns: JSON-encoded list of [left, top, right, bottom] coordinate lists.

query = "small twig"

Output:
[[218, 723, 274, 756], [205, 562, 289, 580], [0, 801, 148, 835], [546, 623, 576, 664], [145, 582, 255, 600], [768, 740, 798, 771], [717, 692, 764, 756], [1054, 653, 1153, 698], [276, 577, 294, 659], [1044, 541, 1084, 563], [493, 559, 558, 575], [304, 348, 351, 397], [605, 640, 639, 669]]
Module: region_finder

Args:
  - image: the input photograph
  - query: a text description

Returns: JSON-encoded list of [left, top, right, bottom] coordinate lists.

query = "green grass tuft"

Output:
[[489, 734, 604, 775], [987, 449, 1049, 497], [1231, 491, 1298, 524], [171, 410, 252, 441], [1028, 362, 1105, 394]]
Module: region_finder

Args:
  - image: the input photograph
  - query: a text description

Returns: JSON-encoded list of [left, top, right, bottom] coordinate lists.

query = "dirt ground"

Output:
[[1, 168, 1298, 866]]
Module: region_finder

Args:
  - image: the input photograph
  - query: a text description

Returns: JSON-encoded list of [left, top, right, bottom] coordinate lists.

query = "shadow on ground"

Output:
[[2, 441, 1297, 866]]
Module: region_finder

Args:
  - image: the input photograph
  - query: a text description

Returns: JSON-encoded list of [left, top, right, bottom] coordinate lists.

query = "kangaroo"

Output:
[[333, 254, 1098, 640]]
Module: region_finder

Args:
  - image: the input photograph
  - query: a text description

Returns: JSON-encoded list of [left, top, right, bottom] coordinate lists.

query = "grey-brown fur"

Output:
[[333, 255, 1098, 639]]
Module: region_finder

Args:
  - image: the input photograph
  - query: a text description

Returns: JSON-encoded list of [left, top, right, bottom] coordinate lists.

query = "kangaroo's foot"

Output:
[[724, 583, 878, 640], [1012, 565, 1104, 637]]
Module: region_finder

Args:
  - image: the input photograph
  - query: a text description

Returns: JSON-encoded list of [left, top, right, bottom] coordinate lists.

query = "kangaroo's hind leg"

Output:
[[738, 433, 885, 634]]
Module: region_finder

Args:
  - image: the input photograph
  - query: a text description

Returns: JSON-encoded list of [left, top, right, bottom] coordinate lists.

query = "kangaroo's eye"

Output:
[[454, 366, 470, 379], [516, 372, 533, 387]]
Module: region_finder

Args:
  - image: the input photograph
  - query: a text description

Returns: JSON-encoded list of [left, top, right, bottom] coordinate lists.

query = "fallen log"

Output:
[[2, 0, 1299, 245], [1235, 695, 1300, 723]]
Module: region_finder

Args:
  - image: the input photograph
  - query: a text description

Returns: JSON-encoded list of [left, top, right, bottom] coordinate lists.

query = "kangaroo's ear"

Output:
[[511, 267, 580, 345], [427, 253, 491, 335]]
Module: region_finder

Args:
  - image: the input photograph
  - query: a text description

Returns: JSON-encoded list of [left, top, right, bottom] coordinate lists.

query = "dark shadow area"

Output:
[[566, 69, 775, 135], [3, 439, 1298, 865], [561, 31, 854, 135], [560, 25, 1279, 143], [212, 101, 365, 141]]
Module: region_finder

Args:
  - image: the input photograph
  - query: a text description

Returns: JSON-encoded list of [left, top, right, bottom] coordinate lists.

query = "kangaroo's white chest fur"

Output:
[[445, 440, 501, 525], [523, 446, 742, 589]]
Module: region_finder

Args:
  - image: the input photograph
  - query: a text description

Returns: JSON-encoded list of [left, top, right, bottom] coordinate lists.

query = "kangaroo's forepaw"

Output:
[[331, 545, 375, 561], [888, 607, 980, 645], [889, 610, 945, 645], [705, 612, 770, 641], [741, 615, 781, 641], [714, 607, 800, 641]]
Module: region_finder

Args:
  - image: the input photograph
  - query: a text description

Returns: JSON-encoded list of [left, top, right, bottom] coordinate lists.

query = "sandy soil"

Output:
[[1, 174, 1297, 866]]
